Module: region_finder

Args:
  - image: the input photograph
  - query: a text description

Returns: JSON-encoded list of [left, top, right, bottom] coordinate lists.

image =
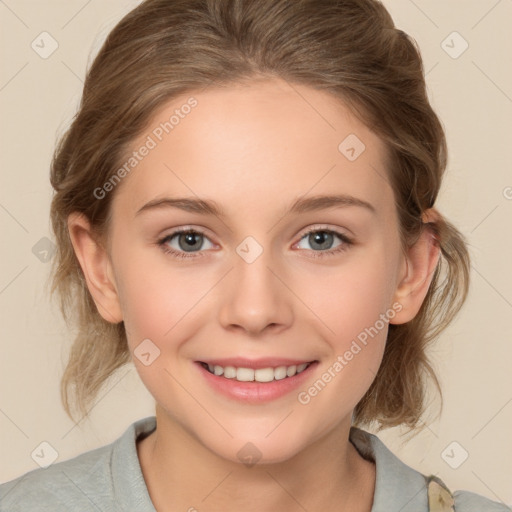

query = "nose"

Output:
[[217, 246, 294, 336]]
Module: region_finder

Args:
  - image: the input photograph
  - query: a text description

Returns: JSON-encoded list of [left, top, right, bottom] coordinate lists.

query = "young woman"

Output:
[[1, 0, 509, 511]]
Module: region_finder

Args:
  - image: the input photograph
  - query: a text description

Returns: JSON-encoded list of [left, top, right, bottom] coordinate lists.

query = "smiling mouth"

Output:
[[199, 361, 315, 383]]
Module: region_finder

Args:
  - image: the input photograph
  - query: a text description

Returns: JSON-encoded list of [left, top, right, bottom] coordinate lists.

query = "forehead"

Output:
[[113, 79, 393, 218]]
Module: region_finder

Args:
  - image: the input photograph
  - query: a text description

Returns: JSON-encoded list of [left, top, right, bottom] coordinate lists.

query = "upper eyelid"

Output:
[[160, 226, 212, 240], [299, 225, 351, 237]]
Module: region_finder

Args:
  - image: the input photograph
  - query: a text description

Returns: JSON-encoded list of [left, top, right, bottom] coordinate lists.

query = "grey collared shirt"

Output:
[[0, 416, 509, 511]]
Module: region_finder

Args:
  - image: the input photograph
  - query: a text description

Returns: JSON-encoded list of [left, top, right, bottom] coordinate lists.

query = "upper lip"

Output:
[[198, 358, 316, 369]]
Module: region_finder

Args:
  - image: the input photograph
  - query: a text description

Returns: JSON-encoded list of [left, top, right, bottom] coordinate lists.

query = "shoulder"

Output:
[[453, 490, 511, 512], [0, 441, 115, 511], [427, 474, 510, 512], [349, 427, 511, 512], [0, 416, 157, 512]]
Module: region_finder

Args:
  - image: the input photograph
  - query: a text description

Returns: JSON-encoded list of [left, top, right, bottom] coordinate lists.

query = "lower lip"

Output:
[[195, 361, 318, 404]]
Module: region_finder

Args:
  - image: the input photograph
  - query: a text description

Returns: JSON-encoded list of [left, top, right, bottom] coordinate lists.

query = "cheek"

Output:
[[115, 250, 213, 346], [114, 258, 211, 405], [295, 245, 399, 397], [304, 249, 398, 345], [116, 234, 399, 356], [292, 257, 396, 431]]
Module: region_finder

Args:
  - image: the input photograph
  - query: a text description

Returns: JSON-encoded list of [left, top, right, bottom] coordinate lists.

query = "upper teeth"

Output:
[[205, 363, 310, 382]]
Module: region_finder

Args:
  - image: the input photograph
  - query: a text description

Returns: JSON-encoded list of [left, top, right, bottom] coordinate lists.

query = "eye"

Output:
[[294, 227, 353, 258], [157, 226, 353, 260], [158, 229, 215, 259]]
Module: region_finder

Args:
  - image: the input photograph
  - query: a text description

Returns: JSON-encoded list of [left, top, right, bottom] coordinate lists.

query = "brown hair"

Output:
[[50, 0, 470, 431]]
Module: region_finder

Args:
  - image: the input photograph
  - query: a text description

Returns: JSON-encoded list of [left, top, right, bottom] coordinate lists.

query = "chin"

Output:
[[200, 427, 310, 467]]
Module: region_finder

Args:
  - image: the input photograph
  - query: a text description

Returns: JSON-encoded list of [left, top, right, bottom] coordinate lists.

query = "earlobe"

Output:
[[67, 212, 123, 324], [390, 209, 441, 325]]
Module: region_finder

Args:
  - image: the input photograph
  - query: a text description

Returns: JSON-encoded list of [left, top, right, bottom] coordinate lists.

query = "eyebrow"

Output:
[[135, 194, 376, 218]]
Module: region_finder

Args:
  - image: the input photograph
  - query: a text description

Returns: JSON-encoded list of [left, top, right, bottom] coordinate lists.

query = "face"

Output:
[[102, 78, 408, 463]]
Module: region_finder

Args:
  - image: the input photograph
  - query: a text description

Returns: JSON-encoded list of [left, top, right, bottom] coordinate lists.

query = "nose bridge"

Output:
[[217, 236, 293, 334]]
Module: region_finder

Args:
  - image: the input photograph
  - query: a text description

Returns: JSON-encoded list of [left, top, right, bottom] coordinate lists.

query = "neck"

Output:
[[137, 406, 375, 512]]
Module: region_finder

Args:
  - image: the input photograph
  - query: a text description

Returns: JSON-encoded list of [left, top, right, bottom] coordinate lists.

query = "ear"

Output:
[[67, 212, 123, 324], [390, 209, 441, 325]]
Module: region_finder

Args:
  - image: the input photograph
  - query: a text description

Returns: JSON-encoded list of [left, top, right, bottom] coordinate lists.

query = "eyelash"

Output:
[[157, 226, 354, 260]]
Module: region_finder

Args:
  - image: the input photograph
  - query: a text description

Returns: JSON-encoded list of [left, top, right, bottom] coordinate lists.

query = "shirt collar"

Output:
[[349, 426, 428, 511], [112, 417, 428, 512], [111, 416, 157, 510]]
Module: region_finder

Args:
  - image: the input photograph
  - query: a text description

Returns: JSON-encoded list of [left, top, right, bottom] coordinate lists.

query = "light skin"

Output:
[[68, 78, 440, 512]]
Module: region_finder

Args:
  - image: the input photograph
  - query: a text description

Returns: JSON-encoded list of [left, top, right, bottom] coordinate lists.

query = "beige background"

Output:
[[1, 0, 511, 505]]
